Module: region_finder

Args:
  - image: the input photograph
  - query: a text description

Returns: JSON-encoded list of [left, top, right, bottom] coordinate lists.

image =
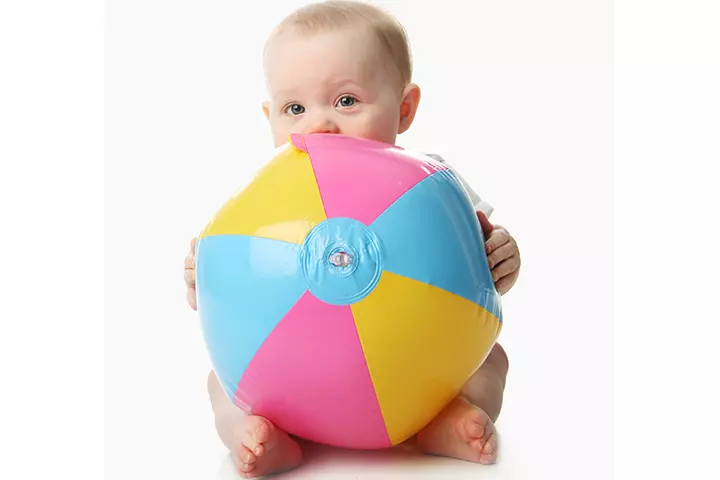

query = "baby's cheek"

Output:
[[355, 118, 399, 145], [270, 121, 294, 148]]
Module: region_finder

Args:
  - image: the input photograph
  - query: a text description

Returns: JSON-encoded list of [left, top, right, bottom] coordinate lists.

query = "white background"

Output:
[[103, 1, 613, 478], [0, 0, 718, 479]]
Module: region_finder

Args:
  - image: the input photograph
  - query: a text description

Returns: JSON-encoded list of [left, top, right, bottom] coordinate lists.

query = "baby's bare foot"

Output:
[[415, 396, 498, 465], [231, 415, 302, 478]]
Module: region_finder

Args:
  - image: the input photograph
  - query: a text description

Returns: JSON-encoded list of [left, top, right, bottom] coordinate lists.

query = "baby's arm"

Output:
[[426, 154, 521, 295], [184, 238, 198, 310], [479, 211, 521, 295]]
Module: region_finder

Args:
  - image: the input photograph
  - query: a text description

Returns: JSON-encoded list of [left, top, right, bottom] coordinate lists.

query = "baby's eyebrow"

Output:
[[272, 88, 301, 99], [329, 79, 364, 90]]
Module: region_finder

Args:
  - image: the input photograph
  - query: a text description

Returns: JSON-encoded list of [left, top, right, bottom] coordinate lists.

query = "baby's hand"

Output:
[[184, 237, 198, 311], [477, 212, 521, 296]]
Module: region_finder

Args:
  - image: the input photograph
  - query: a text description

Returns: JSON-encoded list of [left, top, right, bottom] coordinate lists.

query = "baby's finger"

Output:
[[190, 237, 197, 252], [492, 255, 520, 282], [476, 211, 494, 237], [485, 230, 510, 255], [487, 242, 516, 269], [495, 274, 517, 296], [184, 252, 195, 271], [184, 267, 196, 288], [187, 286, 197, 311]]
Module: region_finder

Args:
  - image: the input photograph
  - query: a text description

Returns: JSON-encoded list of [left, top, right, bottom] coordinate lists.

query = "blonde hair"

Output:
[[266, 0, 413, 85]]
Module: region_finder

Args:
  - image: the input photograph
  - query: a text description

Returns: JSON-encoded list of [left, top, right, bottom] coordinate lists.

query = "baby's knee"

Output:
[[207, 370, 218, 393], [207, 370, 226, 404], [490, 343, 509, 371]]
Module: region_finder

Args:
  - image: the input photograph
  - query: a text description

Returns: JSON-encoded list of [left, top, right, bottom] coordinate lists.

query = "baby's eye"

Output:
[[284, 104, 305, 116], [336, 95, 357, 108]]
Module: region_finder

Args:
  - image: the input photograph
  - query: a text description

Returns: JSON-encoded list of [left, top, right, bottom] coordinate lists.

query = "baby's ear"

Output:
[[262, 101, 271, 120], [398, 83, 421, 134]]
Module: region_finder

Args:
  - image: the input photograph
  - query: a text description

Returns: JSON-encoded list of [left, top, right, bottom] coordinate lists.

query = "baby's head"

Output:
[[262, 0, 421, 147]]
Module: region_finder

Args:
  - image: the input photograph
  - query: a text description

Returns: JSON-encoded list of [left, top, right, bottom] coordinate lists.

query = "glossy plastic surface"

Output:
[[195, 133, 502, 450]]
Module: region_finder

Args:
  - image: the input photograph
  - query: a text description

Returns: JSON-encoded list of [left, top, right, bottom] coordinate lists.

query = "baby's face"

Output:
[[263, 27, 417, 148]]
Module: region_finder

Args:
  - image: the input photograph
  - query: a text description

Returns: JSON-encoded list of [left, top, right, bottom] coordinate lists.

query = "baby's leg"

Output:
[[459, 342, 509, 422], [207, 371, 302, 478], [415, 343, 509, 464]]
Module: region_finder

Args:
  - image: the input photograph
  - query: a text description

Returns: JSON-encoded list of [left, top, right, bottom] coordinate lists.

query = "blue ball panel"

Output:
[[370, 169, 502, 321], [195, 234, 308, 401]]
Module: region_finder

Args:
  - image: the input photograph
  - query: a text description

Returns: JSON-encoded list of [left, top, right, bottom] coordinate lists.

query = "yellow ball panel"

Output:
[[199, 144, 327, 245], [350, 270, 501, 445]]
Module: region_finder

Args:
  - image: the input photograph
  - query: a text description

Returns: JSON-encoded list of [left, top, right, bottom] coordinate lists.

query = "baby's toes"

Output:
[[252, 418, 273, 445], [231, 446, 257, 475], [471, 431, 498, 464], [459, 414, 486, 442], [237, 445, 257, 465], [239, 416, 273, 457]]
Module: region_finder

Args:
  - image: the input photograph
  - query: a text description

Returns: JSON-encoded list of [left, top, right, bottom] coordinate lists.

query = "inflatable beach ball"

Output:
[[195, 133, 502, 450]]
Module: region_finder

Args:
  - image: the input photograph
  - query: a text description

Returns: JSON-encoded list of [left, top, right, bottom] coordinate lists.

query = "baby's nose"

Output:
[[304, 118, 340, 135]]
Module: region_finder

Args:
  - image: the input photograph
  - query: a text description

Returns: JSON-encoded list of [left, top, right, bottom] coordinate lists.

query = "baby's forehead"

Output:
[[264, 28, 401, 91], [265, 26, 383, 61]]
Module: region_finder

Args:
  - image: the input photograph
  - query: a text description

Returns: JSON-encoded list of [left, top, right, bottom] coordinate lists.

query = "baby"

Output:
[[183, 1, 521, 477]]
